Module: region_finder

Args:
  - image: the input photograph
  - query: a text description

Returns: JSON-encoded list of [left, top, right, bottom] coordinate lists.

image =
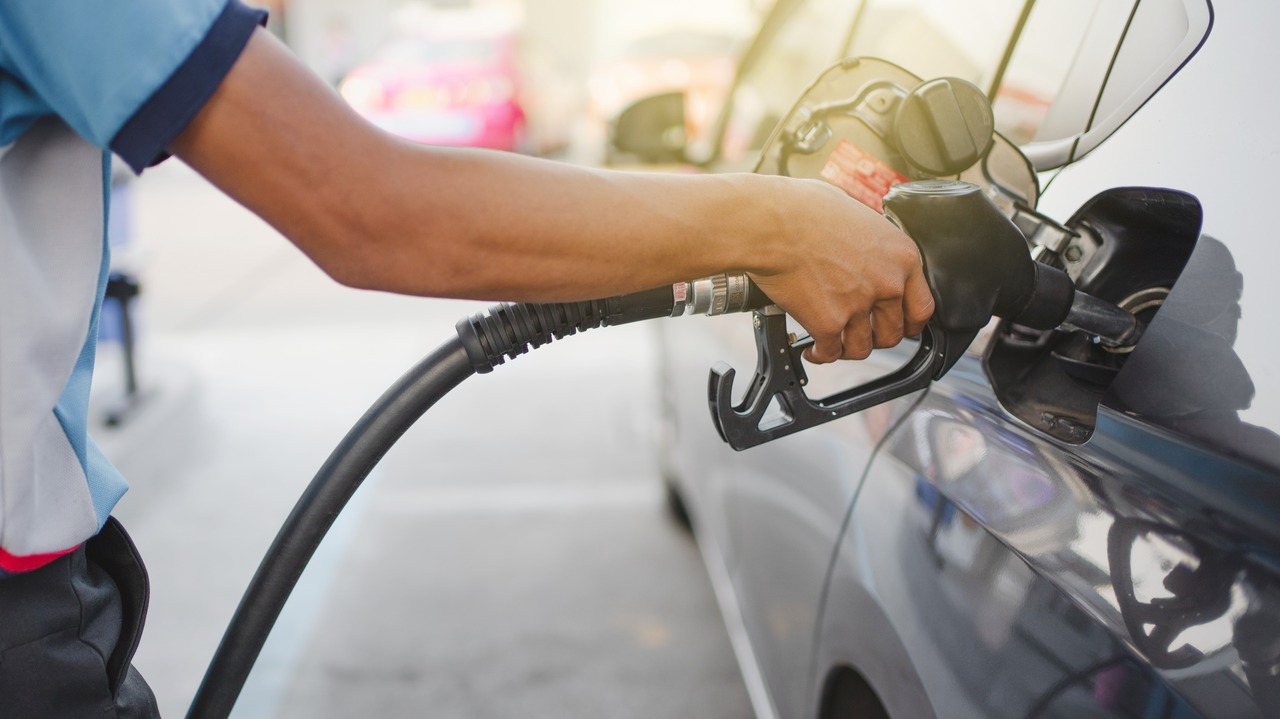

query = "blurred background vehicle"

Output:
[[338, 17, 527, 151], [607, 0, 1135, 171], [586, 29, 743, 165], [302, 0, 761, 159]]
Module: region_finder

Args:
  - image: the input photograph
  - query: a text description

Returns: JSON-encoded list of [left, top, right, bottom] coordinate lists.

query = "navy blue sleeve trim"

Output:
[[111, 0, 268, 173]]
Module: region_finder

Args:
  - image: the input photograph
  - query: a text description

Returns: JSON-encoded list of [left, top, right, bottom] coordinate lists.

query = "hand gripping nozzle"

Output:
[[709, 180, 1079, 450]]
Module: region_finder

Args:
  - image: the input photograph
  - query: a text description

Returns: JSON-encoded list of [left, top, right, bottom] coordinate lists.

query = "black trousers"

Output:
[[0, 517, 161, 718]]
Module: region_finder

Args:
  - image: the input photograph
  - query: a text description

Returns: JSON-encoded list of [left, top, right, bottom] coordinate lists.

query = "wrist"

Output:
[[728, 173, 793, 278]]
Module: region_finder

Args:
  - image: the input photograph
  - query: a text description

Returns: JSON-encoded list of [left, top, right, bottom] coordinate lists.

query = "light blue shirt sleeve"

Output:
[[0, 0, 234, 150]]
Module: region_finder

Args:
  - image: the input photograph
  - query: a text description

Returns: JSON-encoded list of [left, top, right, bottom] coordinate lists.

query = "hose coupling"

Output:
[[671, 272, 760, 317]]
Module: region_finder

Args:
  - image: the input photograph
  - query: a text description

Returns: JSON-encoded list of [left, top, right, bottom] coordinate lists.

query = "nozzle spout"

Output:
[[1061, 291, 1144, 350]]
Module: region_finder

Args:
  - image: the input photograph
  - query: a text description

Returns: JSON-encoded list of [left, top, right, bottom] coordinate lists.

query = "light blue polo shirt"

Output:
[[0, 0, 266, 573]]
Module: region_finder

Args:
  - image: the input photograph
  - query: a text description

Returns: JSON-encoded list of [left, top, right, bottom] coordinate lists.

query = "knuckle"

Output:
[[841, 328, 873, 360], [874, 330, 904, 349], [811, 315, 847, 339], [843, 343, 873, 360], [908, 297, 936, 324], [870, 272, 905, 300]]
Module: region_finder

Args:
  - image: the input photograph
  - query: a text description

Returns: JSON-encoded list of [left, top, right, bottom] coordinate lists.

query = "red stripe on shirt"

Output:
[[0, 544, 79, 573]]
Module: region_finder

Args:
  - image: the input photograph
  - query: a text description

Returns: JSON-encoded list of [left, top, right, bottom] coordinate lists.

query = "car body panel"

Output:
[[852, 357, 1265, 717], [837, 395, 1225, 717]]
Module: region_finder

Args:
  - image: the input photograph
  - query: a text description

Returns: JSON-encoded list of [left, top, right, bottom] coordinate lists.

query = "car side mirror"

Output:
[[608, 92, 688, 164]]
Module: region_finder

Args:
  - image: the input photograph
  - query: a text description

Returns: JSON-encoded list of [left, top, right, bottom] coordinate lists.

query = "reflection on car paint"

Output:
[[843, 429, 1207, 718], [881, 367, 1277, 716]]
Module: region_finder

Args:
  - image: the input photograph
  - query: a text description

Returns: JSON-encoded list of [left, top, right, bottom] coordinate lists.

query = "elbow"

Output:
[[291, 185, 411, 291], [295, 217, 389, 291], [311, 238, 389, 291], [322, 261, 375, 291], [289, 158, 466, 295], [304, 224, 457, 296]]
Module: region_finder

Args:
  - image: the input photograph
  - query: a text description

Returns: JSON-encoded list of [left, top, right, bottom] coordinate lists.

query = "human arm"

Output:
[[169, 28, 933, 362]]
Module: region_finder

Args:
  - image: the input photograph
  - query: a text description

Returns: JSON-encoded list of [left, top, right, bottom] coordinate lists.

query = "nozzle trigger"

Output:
[[709, 309, 973, 450]]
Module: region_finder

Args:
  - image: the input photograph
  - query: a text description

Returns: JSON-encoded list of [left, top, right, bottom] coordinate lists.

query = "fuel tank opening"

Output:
[[985, 188, 1202, 444], [1102, 287, 1170, 355]]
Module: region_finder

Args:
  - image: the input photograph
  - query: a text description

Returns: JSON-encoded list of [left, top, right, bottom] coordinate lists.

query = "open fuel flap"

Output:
[[711, 58, 1199, 449]]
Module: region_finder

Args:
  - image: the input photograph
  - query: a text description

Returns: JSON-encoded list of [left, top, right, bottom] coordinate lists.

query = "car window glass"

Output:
[[714, 0, 864, 167], [1093, 0, 1205, 135]]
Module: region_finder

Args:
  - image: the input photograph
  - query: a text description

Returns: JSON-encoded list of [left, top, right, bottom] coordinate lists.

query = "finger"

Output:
[[870, 299, 905, 349], [841, 315, 874, 360], [805, 334, 843, 364], [903, 269, 936, 337]]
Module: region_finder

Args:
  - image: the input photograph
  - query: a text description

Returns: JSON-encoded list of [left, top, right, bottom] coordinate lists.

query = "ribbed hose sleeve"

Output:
[[456, 300, 611, 373], [457, 287, 676, 373]]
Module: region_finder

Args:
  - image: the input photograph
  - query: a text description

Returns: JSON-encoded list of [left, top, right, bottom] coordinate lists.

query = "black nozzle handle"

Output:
[[883, 180, 1075, 334], [709, 308, 979, 450]]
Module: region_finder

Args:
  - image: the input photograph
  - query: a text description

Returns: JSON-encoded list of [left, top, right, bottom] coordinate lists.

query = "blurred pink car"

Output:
[[339, 33, 525, 151]]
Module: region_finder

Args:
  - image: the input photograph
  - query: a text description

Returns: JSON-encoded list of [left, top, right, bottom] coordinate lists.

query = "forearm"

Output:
[[172, 28, 784, 302], [334, 144, 790, 300]]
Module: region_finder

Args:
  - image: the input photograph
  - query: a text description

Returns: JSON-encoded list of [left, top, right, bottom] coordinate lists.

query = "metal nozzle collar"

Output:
[[671, 273, 753, 317]]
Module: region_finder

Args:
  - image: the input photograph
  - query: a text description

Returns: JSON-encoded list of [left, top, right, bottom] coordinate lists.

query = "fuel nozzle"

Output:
[[883, 180, 1074, 344], [884, 180, 1143, 351], [708, 180, 1146, 450], [456, 181, 1142, 450]]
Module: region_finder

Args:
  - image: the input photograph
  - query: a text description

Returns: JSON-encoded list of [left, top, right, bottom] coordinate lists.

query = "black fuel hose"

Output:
[[186, 340, 474, 719], [185, 287, 694, 719]]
